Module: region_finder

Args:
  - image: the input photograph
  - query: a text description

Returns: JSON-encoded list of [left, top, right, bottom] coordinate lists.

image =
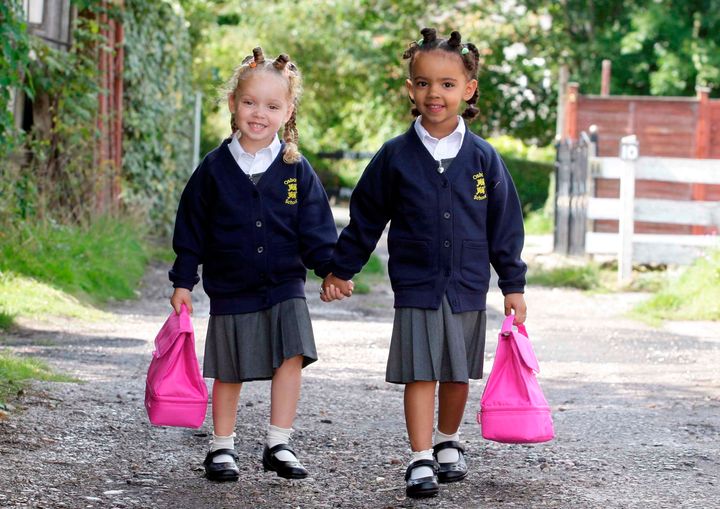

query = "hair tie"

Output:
[[417, 38, 424, 46], [461, 47, 469, 55]]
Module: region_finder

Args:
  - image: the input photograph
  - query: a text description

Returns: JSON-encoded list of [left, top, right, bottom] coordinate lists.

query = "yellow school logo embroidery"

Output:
[[472, 172, 486, 200], [284, 178, 298, 205]]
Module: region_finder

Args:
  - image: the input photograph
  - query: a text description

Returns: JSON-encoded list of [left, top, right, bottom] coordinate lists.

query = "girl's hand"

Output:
[[320, 274, 354, 302], [504, 293, 527, 324], [170, 287, 193, 315]]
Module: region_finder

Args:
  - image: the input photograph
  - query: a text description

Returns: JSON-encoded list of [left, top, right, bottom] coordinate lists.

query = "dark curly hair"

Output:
[[403, 28, 480, 121]]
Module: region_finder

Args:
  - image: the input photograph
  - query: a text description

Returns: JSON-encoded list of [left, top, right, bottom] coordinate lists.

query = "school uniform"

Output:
[[170, 134, 337, 382], [329, 117, 526, 383]]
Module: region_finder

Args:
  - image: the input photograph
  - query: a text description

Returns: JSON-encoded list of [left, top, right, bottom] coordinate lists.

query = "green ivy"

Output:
[[122, 0, 194, 233], [0, 1, 32, 159], [0, 0, 32, 225], [0, 1, 113, 226]]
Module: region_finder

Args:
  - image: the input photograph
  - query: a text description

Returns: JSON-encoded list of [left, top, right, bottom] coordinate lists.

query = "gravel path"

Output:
[[0, 260, 718, 509]]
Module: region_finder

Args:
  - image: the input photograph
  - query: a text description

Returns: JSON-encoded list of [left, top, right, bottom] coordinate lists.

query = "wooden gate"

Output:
[[554, 134, 590, 255]]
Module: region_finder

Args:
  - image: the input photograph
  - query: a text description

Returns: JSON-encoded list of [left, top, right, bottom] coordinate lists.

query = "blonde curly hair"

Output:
[[221, 47, 303, 164]]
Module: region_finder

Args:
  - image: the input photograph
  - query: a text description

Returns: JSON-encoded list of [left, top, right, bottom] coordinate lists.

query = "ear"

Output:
[[463, 79, 478, 101], [228, 92, 236, 113], [405, 78, 415, 102]]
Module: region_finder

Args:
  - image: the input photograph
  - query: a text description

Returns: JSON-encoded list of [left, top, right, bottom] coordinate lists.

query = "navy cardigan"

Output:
[[170, 138, 337, 314], [329, 123, 527, 312]]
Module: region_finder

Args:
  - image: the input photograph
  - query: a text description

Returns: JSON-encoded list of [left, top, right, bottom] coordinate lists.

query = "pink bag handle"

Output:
[[501, 314, 528, 338], [154, 304, 193, 358], [500, 314, 539, 373]]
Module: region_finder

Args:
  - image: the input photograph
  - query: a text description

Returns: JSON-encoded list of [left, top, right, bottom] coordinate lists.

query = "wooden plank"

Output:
[[586, 232, 719, 264], [588, 197, 720, 225], [590, 157, 720, 183], [592, 220, 699, 234]]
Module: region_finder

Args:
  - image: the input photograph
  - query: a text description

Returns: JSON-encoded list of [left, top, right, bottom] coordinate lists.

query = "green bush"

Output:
[[122, 0, 195, 233], [504, 157, 555, 216]]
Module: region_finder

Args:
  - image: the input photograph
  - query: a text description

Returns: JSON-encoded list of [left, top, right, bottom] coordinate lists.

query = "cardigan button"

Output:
[[441, 180, 449, 188], [255, 220, 263, 227], [443, 240, 451, 248], [443, 211, 451, 219], [257, 246, 264, 253]]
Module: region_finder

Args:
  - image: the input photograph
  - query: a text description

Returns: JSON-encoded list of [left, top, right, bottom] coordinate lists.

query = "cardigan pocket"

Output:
[[387, 238, 434, 287], [269, 241, 305, 280], [460, 240, 490, 286], [203, 248, 254, 292]]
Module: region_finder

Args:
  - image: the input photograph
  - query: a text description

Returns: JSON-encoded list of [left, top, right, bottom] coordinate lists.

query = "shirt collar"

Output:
[[413, 115, 465, 144], [228, 133, 281, 161]]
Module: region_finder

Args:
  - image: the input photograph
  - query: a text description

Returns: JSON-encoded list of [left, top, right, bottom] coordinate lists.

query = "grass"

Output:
[[353, 253, 385, 294], [527, 263, 601, 290], [0, 216, 151, 405], [0, 217, 149, 304], [0, 217, 150, 328], [0, 309, 14, 331], [0, 352, 77, 406], [632, 250, 720, 322], [0, 271, 110, 322]]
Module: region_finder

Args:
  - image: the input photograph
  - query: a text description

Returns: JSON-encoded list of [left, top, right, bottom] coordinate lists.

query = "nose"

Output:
[[428, 83, 442, 97]]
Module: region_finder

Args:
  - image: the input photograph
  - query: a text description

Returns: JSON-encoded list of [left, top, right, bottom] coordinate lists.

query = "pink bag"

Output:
[[145, 304, 208, 428], [477, 315, 554, 443]]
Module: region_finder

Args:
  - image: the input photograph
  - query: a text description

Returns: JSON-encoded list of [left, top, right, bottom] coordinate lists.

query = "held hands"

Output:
[[320, 273, 354, 302], [170, 287, 193, 315], [504, 293, 527, 325]]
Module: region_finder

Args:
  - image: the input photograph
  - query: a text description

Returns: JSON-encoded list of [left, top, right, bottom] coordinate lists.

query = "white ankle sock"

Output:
[[409, 449, 434, 480], [266, 424, 298, 463], [434, 429, 460, 463], [209, 433, 236, 464]]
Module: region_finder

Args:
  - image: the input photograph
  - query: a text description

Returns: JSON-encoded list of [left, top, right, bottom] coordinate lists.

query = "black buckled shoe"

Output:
[[433, 441, 468, 483], [405, 459, 439, 498], [203, 449, 240, 482], [262, 444, 308, 479]]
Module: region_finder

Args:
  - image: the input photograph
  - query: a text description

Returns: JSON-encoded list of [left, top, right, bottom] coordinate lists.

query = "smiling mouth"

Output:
[[426, 104, 444, 112], [248, 122, 267, 131]]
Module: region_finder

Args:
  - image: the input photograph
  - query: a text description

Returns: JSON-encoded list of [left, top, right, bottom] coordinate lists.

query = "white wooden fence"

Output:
[[585, 155, 720, 274]]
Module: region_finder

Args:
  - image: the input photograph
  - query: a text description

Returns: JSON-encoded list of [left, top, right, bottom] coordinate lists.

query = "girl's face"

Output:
[[229, 71, 294, 154], [405, 50, 477, 139]]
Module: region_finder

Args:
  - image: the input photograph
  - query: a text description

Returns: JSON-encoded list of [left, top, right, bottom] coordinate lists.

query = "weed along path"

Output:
[[0, 262, 718, 509]]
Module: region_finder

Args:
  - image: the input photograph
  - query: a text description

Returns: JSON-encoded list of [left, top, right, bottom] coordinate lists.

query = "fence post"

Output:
[[618, 135, 639, 284], [192, 91, 202, 171]]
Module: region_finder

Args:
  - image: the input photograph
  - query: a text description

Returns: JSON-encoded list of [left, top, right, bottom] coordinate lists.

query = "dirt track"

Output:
[[0, 259, 718, 508]]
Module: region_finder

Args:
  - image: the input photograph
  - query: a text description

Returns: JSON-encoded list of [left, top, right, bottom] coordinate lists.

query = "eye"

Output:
[[416, 80, 428, 87], [268, 104, 280, 110], [443, 82, 455, 88], [242, 99, 253, 106]]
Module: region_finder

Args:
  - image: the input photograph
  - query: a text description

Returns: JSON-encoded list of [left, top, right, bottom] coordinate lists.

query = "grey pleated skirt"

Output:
[[203, 298, 317, 383], [386, 295, 486, 384]]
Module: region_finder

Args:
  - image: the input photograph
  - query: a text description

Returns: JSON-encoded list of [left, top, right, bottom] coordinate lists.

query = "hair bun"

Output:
[[448, 31, 462, 48], [252, 47, 265, 64], [420, 27, 437, 44], [273, 54, 290, 71]]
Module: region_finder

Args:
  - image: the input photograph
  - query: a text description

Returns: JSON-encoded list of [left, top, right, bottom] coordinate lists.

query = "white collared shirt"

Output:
[[228, 133, 281, 176], [414, 116, 465, 161]]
